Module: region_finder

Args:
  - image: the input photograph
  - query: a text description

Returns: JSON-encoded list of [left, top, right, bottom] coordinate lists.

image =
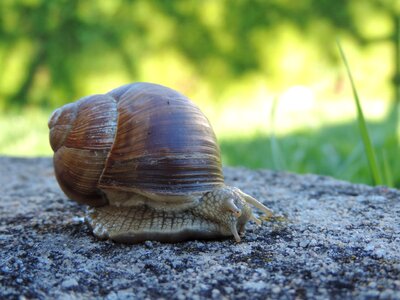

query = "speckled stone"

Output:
[[0, 157, 399, 299]]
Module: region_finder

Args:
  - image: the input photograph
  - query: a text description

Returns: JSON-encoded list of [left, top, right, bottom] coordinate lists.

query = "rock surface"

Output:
[[0, 157, 399, 299]]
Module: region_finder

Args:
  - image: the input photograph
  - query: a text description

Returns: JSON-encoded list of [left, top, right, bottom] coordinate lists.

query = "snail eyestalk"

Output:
[[223, 198, 242, 217], [236, 189, 274, 218]]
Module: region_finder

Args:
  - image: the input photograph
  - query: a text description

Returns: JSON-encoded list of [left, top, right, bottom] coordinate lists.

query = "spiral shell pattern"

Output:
[[48, 83, 224, 207]]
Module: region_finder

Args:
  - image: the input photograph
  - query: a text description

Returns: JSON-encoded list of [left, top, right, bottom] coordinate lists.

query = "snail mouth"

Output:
[[228, 204, 254, 243], [86, 205, 235, 243]]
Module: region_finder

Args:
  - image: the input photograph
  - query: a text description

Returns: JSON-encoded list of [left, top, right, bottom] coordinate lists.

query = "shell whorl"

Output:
[[49, 94, 118, 206], [49, 82, 224, 207], [48, 102, 78, 152]]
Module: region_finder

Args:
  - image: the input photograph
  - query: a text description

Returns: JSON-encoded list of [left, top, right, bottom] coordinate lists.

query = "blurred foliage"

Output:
[[0, 0, 399, 109], [220, 114, 400, 187], [0, 0, 400, 186]]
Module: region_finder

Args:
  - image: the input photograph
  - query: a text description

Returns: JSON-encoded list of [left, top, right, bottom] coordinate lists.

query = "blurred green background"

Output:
[[1, 0, 400, 187]]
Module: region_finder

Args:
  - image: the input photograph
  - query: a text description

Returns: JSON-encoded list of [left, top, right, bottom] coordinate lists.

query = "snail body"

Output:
[[48, 82, 272, 243]]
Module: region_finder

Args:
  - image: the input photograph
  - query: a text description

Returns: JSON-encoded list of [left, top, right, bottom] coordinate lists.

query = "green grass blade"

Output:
[[269, 96, 286, 170], [381, 150, 394, 187], [336, 40, 383, 185]]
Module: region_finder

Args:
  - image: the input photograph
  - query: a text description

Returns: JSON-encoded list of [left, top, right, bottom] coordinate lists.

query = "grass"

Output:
[[269, 96, 287, 171], [337, 40, 383, 186], [0, 92, 398, 188], [0, 108, 52, 157], [219, 114, 400, 187]]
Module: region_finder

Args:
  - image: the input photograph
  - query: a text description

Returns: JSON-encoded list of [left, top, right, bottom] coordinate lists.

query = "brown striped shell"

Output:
[[48, 82, 224, 207]]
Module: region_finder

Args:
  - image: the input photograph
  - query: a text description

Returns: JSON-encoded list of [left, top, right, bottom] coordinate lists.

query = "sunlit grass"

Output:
[[0, 109, 52, 156], [337, 40, 383, 186], [0, 92, 390, 157], [197, 76, 390, 139], [219, 114, 399, 187], [0, 84, 397, 187]]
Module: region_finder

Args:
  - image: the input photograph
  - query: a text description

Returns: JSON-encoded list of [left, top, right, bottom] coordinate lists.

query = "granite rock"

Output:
[[0, 157, 399, 299]]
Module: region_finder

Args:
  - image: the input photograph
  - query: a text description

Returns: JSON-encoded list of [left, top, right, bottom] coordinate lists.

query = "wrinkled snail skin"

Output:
[[48, 82, 273, 243]]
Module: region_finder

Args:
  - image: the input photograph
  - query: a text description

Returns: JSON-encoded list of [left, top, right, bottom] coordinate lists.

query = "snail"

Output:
[[48, 82, 273, 243]]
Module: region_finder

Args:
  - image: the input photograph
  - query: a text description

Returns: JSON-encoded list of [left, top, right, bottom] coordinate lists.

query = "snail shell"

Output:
[[49, 82, 272, 243]]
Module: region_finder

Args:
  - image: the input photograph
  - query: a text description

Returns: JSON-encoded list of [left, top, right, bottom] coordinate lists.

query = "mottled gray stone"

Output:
[[0, 157, 399, 299]]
